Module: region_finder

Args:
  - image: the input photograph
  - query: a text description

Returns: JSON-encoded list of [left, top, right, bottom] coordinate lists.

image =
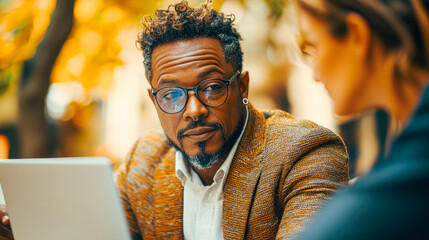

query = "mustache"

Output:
[[177, 120, 222, 140]]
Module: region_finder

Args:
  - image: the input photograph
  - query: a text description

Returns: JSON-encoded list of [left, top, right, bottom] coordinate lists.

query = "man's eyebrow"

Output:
[[155, 69, 226, 87], [157, 79, 178, 86], [198, 69, 226, 79]]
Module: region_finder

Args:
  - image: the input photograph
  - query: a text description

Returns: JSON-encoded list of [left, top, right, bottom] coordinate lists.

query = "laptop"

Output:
[[0, 157, 131, 240]]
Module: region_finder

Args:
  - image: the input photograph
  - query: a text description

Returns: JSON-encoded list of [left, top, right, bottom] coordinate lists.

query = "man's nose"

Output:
[[182, 92, 209, 121]]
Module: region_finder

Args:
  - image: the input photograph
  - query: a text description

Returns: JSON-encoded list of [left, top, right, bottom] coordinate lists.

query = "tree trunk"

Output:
[[17, 0, 75, 158]]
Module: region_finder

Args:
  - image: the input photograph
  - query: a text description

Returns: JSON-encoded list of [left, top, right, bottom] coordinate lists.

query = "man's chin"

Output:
[[186, 152, 222, 170], [182, 144, 222, 158], [166, 137, 222, 169]]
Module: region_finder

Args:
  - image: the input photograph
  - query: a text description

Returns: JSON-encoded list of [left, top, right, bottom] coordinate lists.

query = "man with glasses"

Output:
[[116, 1, 349, 239]]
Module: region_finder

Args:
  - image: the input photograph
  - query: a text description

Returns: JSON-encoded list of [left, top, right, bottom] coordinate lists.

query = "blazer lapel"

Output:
[[223, 104, 265, 239], [152, 149, 184, 239]]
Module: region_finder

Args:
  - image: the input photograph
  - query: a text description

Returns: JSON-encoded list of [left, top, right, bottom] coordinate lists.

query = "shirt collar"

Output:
[[176, 106, 249, 186]]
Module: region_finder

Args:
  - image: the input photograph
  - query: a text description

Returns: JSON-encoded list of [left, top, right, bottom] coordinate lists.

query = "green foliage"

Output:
[[0, 68, 13, 95]]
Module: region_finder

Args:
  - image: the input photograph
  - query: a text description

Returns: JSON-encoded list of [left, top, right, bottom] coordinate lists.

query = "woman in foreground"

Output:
[[296, 0, 429, 239]]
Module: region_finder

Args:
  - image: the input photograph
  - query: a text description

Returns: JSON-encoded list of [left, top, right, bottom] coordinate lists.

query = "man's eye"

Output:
[[162, 89, 184, 101], [202, 82, 224, 92]]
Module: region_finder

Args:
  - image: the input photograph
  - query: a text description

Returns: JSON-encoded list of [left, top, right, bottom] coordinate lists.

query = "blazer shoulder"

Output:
[[260, 109, 347, 164], [119, 131, 173, 180], [263, 109, 340, 142]]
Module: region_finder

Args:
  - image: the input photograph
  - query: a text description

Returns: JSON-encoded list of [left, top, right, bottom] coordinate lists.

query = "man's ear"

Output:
[[239, 71, 250, 99], [147, 88, 156, 105], [344, 13, 371, 61]]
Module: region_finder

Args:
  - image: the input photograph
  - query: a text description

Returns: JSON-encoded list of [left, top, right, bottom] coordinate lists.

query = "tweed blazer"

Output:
[[117, 104, 349, 240]]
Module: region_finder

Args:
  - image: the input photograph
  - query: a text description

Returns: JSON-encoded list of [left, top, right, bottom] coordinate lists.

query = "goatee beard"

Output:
[[167, 114, 245, 170], [183, 140, 225, 169]]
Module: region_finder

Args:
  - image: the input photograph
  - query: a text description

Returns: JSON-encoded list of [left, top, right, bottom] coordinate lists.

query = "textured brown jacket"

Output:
[[117, 104, 349, 239]]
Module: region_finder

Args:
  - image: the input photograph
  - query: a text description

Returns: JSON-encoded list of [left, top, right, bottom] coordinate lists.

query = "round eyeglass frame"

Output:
[[152, 70, 241, 114]]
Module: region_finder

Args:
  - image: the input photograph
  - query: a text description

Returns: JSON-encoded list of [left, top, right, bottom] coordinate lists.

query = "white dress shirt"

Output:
[[176, 107, 249, 240]]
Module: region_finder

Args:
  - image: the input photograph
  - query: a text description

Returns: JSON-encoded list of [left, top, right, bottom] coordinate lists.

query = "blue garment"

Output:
[[298, 85, 429, 240]]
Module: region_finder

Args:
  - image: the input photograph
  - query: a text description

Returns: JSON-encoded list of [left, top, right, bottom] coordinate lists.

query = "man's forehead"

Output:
[[151, 37, 230, 85], [151, 37, 224, 62]]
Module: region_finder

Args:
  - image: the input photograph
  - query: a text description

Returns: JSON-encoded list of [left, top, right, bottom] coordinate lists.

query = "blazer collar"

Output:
[[153, 149, 184, 239], [223, 103, 266, 239]]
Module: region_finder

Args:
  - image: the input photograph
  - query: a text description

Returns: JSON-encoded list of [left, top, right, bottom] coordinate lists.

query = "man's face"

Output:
[[148, 37, 249, 169]]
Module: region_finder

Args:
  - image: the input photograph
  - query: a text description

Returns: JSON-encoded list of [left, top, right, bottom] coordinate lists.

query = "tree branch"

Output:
[[18, 0, 75, 157]]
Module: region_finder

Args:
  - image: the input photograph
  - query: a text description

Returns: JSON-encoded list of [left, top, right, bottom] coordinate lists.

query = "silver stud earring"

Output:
[[242, 98, 249, 105]]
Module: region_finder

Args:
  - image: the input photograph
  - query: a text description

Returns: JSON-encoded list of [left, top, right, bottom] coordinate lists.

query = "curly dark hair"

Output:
[[137, 0, 243, 83]]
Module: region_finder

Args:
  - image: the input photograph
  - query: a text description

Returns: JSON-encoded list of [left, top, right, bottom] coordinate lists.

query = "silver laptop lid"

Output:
[[0, 157, 131, 240]]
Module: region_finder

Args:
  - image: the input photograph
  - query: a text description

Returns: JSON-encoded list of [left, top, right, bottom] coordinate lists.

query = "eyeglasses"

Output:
[[152, 71, 240, 114]]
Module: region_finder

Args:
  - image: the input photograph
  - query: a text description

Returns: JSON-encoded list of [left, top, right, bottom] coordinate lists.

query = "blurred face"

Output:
[[298, 6, 367, 116], [149, 37, 248, 169]]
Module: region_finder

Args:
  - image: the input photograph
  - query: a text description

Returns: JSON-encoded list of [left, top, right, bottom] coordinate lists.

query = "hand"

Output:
[[0, 205, 13, 240]]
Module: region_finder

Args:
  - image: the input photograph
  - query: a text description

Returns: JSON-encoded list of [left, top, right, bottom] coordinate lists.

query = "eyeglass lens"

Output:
[[156, 79, 229, 114]]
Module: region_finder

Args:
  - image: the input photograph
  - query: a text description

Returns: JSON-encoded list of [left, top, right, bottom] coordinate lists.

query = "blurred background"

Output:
[[0, 0, 391, 177]]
